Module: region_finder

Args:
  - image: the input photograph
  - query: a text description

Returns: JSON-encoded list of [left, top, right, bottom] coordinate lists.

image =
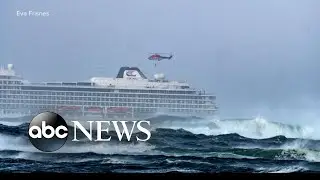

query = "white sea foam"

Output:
[[156, 116, 320, 140], [0, 132, 155, 162], [0, 121, 25, 126], [256, 165, 308, 173]]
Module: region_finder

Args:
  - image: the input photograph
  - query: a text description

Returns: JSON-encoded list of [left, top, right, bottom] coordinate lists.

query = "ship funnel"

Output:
[[116, 67, 147, 79]]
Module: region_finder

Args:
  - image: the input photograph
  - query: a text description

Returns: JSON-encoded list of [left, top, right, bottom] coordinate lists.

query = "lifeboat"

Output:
[[57, 106, 81, 111], [86, 107, 103, 113], [107, 107, 130, 113]]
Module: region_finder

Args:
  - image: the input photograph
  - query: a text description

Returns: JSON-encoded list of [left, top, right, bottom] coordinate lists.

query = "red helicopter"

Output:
[[147, 53, 173, 67], [148, 53, 173, 61]]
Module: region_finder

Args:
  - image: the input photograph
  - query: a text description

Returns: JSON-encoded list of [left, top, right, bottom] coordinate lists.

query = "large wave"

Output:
[[1, 114, 319, 139], [154, 116, 319, 140], [0, 115, 320, 172]]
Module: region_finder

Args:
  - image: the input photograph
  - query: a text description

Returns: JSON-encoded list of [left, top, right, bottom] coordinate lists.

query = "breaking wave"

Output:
[[0, 115, 320, 172], [154, 116, 319, 140]]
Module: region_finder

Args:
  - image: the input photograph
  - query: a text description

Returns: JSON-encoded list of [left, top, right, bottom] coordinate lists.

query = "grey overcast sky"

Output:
[[1, 0, 319, 123]]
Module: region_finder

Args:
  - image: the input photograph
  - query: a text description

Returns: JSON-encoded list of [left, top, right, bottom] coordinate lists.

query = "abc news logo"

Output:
[[28, 112, 151, 152]]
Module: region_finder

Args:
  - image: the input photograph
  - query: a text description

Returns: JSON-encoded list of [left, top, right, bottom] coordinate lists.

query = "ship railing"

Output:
[[197, 90, 206, 95], [29, 82, 47, 85], [18, 81, 214, 95], [177, 80, 187, 83]]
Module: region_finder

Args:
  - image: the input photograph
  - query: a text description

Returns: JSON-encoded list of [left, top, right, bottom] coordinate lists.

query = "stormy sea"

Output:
[[0, 115, 320, 173]]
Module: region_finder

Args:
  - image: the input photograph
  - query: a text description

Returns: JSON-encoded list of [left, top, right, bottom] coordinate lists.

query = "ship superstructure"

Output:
[[0, 64, 217, 120]]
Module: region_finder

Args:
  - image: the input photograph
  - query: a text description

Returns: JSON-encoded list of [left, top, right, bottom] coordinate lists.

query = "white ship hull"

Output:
[[0, 65, 218, 125]]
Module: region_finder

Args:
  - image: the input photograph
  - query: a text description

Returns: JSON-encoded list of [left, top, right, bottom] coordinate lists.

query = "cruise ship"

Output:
[[0, 64, 217, 122]]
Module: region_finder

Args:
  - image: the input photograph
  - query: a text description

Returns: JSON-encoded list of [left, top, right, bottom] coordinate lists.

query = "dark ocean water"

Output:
[[0, 115, 320, 173]]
